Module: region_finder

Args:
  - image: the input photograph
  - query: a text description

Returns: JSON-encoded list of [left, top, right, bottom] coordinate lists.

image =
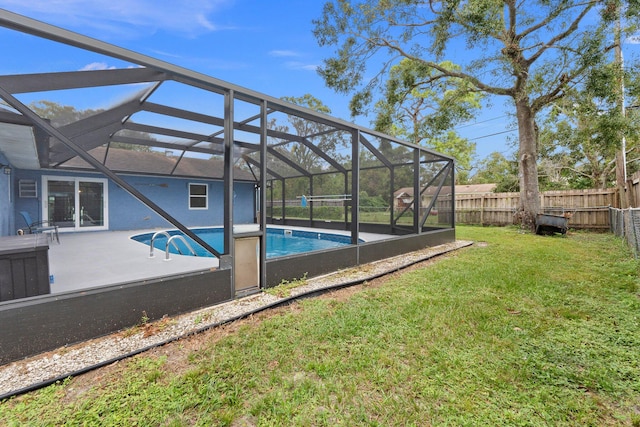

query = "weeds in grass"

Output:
[[1, 227, 639, 426], [265, 273, 308, 298]]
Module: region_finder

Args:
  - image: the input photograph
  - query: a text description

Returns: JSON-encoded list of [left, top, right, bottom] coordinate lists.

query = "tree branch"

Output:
[[506, 0, 517, 41], [526, 2, 595, 66], [531, 41, 617, 113], [372, 37, 514, 97]]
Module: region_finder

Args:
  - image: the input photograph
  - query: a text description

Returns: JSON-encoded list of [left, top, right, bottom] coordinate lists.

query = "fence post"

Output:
[[480, 194, 485, 226], [627, 178, 637, 208]]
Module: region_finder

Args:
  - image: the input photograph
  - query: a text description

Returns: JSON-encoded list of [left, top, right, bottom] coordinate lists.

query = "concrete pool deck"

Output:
[[47, 225, 389, 294], [48, 229, 218, 294]]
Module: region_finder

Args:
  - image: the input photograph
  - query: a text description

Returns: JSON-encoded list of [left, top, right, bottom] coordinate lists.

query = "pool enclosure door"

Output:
[[42, 176, 108, 231]]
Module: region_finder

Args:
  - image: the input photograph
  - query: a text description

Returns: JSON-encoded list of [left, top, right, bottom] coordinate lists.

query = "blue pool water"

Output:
[[131, 227, 356, 258]]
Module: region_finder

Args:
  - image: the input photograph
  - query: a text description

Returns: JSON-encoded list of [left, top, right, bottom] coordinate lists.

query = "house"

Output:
[[394, 187, 415, 210], [7, 144, 257, 236]]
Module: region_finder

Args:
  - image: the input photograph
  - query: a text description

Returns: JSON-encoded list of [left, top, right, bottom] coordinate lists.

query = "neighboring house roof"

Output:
[[394, 187, 414, 198], [61, 146, 256, 181], [455, 183, 497, 194]]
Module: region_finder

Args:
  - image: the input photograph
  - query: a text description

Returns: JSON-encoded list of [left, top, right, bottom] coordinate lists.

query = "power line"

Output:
[[455, 115, 510, 130], [466, 128, 517, 141]]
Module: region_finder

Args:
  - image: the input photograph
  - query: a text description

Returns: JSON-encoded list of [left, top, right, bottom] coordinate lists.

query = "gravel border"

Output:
[[0, 240, 472, 398]]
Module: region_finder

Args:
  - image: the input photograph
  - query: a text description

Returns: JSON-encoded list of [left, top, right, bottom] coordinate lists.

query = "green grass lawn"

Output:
[[1, 226, 639, 426]]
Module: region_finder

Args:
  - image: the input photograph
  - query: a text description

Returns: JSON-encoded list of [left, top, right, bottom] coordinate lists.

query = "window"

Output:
[[189, 183, 208, 209], [18, 180, 37, 198]]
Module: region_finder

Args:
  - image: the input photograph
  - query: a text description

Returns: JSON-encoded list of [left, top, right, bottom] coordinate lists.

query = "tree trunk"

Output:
[[615, 149, 629, 208], [514, 98, 540, 231], [615, 13, 629, 209]]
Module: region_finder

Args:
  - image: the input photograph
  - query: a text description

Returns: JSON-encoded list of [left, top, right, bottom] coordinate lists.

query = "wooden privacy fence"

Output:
[[273, 187, 623, 230], [453, 188, 618, 230], [629, 170, 640, 208]]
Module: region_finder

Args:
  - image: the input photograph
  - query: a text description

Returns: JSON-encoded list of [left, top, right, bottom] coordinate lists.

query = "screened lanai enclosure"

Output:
[[0, 10, 455, 362]]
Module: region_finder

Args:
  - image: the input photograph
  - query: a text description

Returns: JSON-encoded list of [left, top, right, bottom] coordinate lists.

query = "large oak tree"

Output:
[[375, 59, 481, 183], [313, 0, 639, 228]]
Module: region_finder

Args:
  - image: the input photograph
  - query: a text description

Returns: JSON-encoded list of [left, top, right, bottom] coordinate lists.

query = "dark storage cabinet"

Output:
[[0, 234, 50, 301]]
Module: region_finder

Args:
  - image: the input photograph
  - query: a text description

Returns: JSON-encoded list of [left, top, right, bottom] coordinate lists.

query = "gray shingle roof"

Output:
[[62, 147, 256, 181]]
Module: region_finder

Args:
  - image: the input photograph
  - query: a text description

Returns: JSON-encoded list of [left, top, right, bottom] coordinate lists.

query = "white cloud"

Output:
[[79, 62, 116, 71], [269, 50, 300, 57], [0, 0, 234, 38], [269, 51, 317, 71], [285, 61, 318, 71], [195, 13, 217, 31]]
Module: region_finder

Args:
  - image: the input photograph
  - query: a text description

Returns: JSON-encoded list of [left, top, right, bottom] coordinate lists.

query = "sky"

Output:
[[0, 1, 540, 162]]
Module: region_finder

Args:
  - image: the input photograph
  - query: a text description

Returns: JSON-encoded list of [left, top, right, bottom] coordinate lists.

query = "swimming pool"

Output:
[[131, 227, 358, 258]]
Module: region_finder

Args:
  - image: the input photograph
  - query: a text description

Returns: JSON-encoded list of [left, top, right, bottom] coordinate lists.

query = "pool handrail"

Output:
[[165, 235, 197, 261], [149, 231, 172, 258]]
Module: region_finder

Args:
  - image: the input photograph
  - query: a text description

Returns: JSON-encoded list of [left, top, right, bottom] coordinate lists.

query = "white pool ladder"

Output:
[[149, 231, 197, 260]]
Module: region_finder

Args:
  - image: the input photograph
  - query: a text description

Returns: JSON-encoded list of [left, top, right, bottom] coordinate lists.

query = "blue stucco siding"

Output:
[[13, 169, 44, 233], [0, 154, 12, 236], [9, 169, 256, 235], [108, 176, 256, 230]]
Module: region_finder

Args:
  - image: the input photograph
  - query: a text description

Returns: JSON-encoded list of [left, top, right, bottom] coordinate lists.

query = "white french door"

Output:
[[42, 176, 108, 231]]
